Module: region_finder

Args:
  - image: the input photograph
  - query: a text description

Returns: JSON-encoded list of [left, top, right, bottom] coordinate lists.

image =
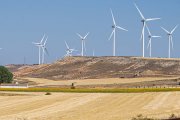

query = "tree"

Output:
[[0, 66, 13, 83]]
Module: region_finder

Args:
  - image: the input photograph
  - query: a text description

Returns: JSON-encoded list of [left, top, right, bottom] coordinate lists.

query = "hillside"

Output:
[[11, 56, 180, 80]]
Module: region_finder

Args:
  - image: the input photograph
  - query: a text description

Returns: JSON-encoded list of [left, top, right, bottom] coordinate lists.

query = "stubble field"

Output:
[[0, 92, 179, 120]]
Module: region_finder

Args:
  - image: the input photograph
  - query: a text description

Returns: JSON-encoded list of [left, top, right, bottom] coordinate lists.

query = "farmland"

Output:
[[0, 92, 179, 120], [3, 56, 180, 120]]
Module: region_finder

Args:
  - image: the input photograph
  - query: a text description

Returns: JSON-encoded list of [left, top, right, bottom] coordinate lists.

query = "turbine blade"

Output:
[[171, 36, 174, 50], [71, 49, 78, 51], [146, 25, 151, 36], [84, 32, 89, 39], [108, 30, 114, 41], [76, 33, 83, 39], [110, 8, 116, 25], [147, 39, 151, 49], [161, 27, 170, 34], [146, 18, 161, 21], [152, 36, 161, 38], [44, 36, 48, 46], [65, 41, 69, 49], [171, 24, 178, 34], [40, 34, 46, 44], [140, 25, 144, 41], [116, 26, 128, 31], [32, 42, 39, 45], [134, 3, 145, 20], [84, 41, 86, 52], [45, 48, 49, 56]]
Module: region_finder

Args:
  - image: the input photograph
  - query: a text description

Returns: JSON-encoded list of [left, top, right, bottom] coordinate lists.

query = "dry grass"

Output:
[[0, 92, 179, 120], [24, 77, 178, 87]]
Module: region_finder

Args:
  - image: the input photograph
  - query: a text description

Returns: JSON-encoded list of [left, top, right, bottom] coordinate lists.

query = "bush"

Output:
[[0, 66, 13, 83], [45, 92, 51, 95], [169, 113, 177, 119], [131, 114, 157, 120], [71, 83, 76, 89]]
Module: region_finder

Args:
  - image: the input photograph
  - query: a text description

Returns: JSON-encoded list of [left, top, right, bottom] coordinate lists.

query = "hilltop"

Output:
[[9, 56, 180, 80]]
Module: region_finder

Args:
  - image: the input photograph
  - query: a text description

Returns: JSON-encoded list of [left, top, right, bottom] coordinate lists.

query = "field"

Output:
[[4, 56, 180, 119], [0, 92, 179, 120]]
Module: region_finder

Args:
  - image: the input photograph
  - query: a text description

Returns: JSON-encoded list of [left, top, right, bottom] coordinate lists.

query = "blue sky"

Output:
[[0, 0, 180, 65]]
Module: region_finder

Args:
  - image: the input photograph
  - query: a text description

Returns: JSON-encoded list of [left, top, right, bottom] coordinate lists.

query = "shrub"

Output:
[[169, 113, 177, 119], [0, 66, 13, 83], [71, 83, 75, 89], [131, 114, 157, 120], [45, 92, 51, 95]]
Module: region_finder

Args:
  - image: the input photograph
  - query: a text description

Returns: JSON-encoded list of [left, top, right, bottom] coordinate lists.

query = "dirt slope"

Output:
[[12, 56, 180, 80]]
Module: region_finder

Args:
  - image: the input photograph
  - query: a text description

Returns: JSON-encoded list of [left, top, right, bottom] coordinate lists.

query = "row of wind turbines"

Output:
[[32, 3, 178, 65], [109, 3, 178, 58]]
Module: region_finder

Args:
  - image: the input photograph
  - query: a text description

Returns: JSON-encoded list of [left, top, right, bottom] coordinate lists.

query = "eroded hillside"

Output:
[[9, 56, 180, 80]]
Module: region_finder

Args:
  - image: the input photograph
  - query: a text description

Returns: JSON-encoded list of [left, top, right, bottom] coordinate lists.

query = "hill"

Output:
[[11, 56, 180, 80]]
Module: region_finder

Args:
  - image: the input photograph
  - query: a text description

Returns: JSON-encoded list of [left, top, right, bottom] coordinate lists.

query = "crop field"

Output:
[[0, 91, 179, 120]]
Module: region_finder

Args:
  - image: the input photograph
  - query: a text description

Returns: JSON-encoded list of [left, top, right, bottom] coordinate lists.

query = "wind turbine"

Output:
[[134, 3, 160, 57], [109, 8, 128, 56], [146, 25, 161, 57], [64, 41, 77, 57], [76, 32, 89, 56], [161, 25, 178, 58], [93, 49, 95, 56], [41, 36, 49, 64], [32, 34, 45, 65]]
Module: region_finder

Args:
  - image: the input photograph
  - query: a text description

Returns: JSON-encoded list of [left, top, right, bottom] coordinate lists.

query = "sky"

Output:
[[0, 0, 180, 65]]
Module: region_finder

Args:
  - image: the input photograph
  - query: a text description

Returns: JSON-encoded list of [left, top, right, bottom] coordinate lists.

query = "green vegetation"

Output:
[[0, 66, 13, 83], [1, 87, 180, 93]]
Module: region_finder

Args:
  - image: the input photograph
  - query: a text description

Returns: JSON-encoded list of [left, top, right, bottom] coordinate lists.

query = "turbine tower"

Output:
[[32, 34, 45, 65], [161, 25, 178, 58], [134, 3, 160, 57], [146, 25, 161, 57], [109, 8, 128, 56], [76, 32, 89, 56], [41, 36, 49, 64]]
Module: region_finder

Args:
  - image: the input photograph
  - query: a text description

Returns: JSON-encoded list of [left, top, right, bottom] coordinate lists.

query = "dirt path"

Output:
[[0, 92, 180, 120]]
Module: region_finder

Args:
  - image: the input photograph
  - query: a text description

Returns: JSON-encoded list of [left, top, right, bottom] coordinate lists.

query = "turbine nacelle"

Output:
[[112, 25, 115, 29], [167, 33, 172, 36], [148, 35, 152, 38], [141, 19, 145, 22]]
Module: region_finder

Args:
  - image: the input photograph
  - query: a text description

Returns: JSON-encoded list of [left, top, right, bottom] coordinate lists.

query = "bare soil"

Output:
[[9, 56, 180, 80]]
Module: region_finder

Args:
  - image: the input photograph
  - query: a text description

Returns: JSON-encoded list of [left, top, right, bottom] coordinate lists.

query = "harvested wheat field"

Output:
[[0, 92, 180, 120]]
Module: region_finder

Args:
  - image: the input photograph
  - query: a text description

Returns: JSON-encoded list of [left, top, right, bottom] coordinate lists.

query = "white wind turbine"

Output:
[[134, 3, 160, 57], [161, 25, 178, 58], [64, 41, 77, 57], [41, 36, 49, 64], [32, 34, 45, 65], [146, 25, 161, 57], [93, 49, 95, 56], [76, 32, 89, 56], [109, 8, 128, 56]]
